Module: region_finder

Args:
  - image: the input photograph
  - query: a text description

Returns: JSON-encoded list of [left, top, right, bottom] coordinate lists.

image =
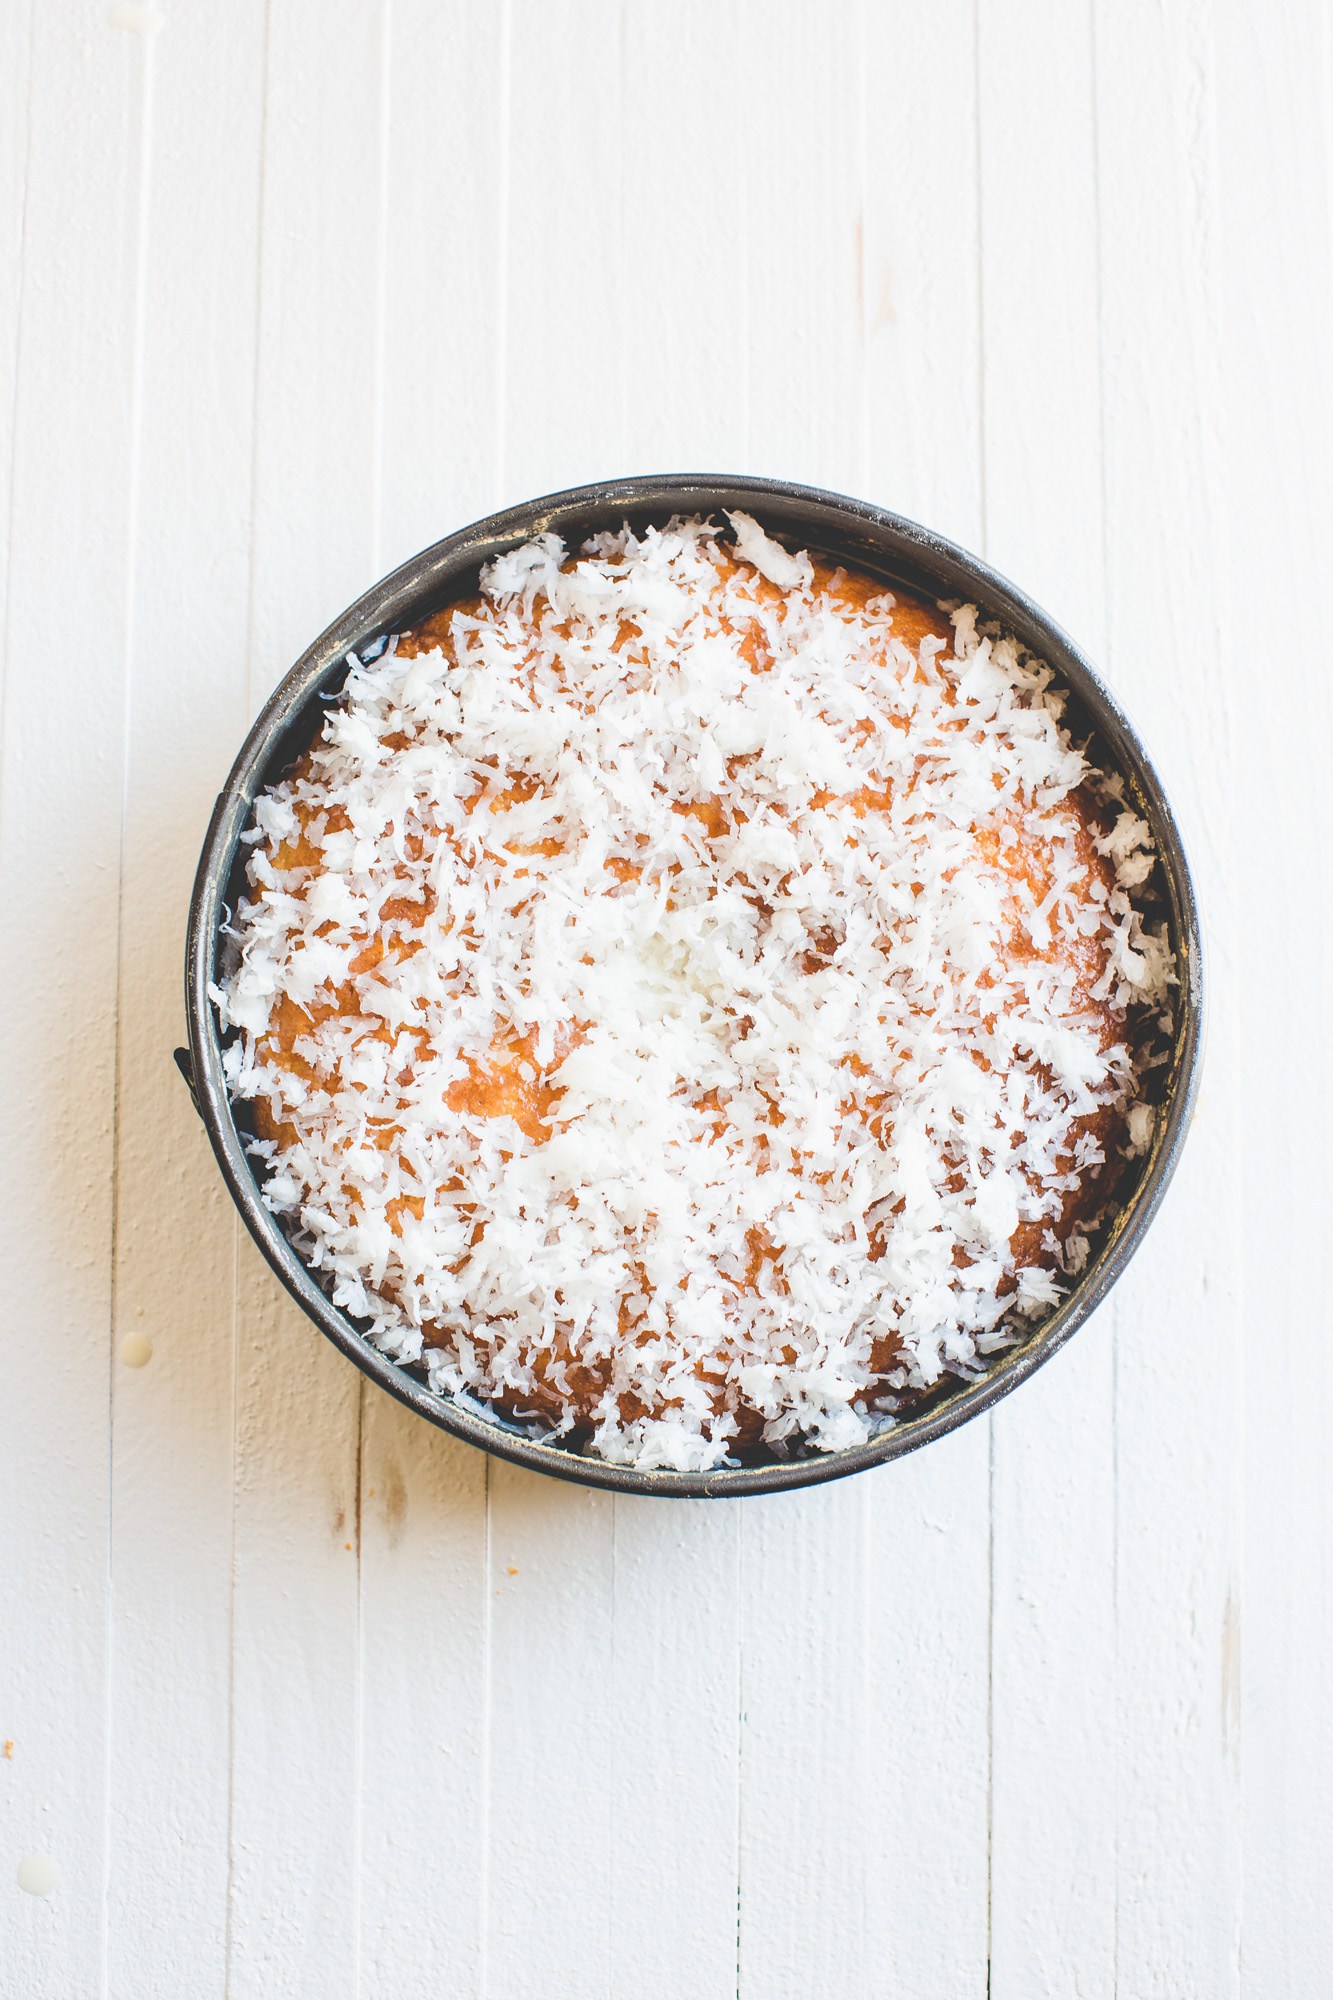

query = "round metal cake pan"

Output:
[[179, 474, 1204, 1498]]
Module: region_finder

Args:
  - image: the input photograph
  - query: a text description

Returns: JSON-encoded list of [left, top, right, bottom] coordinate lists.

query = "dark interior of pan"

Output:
[[182, 474, 1204, 1498]]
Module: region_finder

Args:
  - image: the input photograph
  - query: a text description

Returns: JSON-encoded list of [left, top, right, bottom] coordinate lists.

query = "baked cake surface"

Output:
[[216, 515, 1173, 1470]]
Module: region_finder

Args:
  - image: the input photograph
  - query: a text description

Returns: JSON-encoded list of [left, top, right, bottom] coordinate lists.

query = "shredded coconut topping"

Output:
[[215, 514, 1174, 1472]]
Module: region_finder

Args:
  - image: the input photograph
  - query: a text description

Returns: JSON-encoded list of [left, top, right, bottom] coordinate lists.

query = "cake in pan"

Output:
[[214, 513, 1173, 1471]]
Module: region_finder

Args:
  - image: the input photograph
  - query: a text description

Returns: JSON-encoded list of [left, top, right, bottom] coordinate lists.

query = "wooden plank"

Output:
[[862, 1436, 991, 2000], [486, 1, 625, 506], [479, 11, 624, 1994], [737, 6, 864, 497], [599, 11, 751, 1994], [605, 1496, 741, 1999], [975, 4, 1117, 1993], [226, 1288, 364, 1996], [1211, 5, 1333, 1992], [356, 10, 504, 1995], [357, 1402, 489, 2000], [614, 5, 752, 480], [103, 3, 267, 1992], [0, 0, 33, 592], [0, 1, 146, 1990], [738, 1480, 873, 2000], [1093, 4, 1245, 1991], [861, 0, 986, 550], [375, 0, 510, 565], [483, 1468, 616, 1999], [857, 6, 995, 1995], [225, 1, 389, 1992], [725, 11, 879, 1994]]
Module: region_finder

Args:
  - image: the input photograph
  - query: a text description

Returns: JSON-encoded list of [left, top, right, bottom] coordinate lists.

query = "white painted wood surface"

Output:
[[2, 2, 1329, 1993]]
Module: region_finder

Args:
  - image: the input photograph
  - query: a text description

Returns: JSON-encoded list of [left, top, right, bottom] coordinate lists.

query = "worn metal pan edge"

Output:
[[183, 473, 1205, 1498]]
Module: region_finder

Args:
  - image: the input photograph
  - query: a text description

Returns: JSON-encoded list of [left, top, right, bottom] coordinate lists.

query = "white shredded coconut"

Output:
[[216, 514, 1174, 1470]]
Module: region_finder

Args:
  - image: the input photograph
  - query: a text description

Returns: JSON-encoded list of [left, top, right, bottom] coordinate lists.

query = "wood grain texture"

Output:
[[4, 0, 1329, 1994]]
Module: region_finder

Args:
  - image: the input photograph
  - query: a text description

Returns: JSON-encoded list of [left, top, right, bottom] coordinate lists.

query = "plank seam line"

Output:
[[368, 0, 393, 585], [479, 16, 511, 1987], [973, 1, 995, 1986], [239, 0, 275, 737], [734, 1507, 744, 2000], [352, 1378, 366, 1999], [104, 19, 159, 1995], [223, 1176, 241, 2000], [1182, 9, 1247, 1987], [479, 1453, 493, 2000], [0, 0, 39, 779], [856, 14, 873, 1985], [736, 45, 750, 1985], [1085, 7, 1121, 1992], [493, 0, 513, 512], [227, 1, 275, 1984], [855, 0, 869, 499], [352, 0, 394, 1984], [972, 0, 989, 565]]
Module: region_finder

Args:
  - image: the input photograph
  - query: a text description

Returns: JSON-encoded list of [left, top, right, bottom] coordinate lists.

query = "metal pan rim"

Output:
[[184, 473, 1205, 1498]]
